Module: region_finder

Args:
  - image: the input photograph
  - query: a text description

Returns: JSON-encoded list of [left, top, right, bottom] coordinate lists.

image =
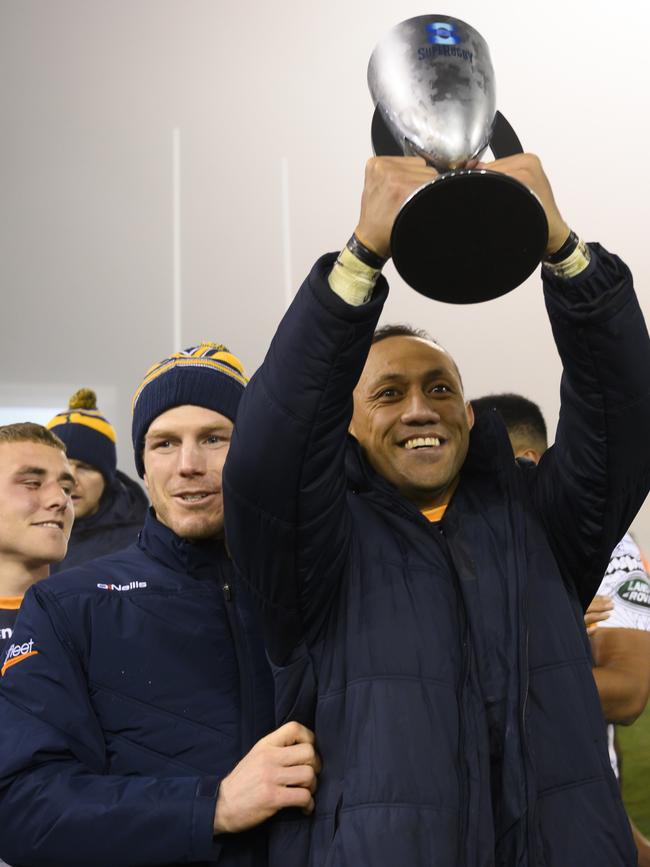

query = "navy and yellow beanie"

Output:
[[47, 389, 117, 482], [131, 342, 248, 477]]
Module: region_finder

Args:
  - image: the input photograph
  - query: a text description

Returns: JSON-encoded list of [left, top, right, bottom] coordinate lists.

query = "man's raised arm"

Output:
[[223, 158, 440, 661], [524, 197, 650, 607]]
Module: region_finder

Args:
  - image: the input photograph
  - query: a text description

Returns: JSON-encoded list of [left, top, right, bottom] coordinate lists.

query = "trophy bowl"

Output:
[[368, 15, 548, 303]]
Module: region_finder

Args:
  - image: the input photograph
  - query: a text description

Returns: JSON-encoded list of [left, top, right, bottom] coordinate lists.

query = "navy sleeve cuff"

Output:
[[190, 776, 222, 861], [543, 243, 636, 324]]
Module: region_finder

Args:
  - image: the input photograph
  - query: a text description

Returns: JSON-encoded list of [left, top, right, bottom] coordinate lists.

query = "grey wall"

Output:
[[2, 0, 650, 544]]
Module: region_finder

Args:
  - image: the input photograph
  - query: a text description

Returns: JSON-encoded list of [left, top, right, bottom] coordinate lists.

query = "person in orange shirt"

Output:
[[0, 422, 74, 658]]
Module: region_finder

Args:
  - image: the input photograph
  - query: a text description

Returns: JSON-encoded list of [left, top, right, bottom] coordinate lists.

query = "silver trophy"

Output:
[[368, 15, 548, 303]]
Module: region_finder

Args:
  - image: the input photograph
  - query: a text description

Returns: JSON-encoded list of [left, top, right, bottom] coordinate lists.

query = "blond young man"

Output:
[[0, 422, 74, 658]]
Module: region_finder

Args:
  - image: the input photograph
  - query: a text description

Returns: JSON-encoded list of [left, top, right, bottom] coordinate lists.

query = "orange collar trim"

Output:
[[0, 596, 23, 610], [421, 504, 448, 523]]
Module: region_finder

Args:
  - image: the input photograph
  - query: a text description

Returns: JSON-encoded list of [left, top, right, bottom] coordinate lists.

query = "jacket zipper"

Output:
[[520, 578, 536, 861], [366, 489, 473, 866], [221, 578, 255, 754], [437, 522, 470, 867], [502, 466, 536, 863]]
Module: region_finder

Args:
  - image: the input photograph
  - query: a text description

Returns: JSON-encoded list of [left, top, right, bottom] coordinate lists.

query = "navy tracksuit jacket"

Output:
[[0, 511, 274, 866]]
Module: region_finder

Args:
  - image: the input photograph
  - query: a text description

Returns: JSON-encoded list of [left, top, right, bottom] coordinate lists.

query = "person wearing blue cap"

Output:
[[0, 343, 319, 867], [47, 388, 148, 570]]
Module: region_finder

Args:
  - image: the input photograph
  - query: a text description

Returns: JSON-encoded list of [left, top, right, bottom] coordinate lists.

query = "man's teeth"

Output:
[[404, 437, 441, 450], [38, 522, 61, 529], [180, 493, 208, 502]]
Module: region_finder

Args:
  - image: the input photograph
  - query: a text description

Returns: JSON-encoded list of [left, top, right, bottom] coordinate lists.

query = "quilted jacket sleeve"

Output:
[[0, 585, 223, 866], [533, 244, 650, 609], [223, 254, 388, 663]]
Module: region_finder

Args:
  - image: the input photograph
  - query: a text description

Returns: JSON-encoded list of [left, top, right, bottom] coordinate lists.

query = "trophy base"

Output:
[[390, 169, 549, 304]]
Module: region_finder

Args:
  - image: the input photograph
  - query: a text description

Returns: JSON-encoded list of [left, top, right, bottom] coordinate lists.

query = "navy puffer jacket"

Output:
[[223, 246, 650, 866], [0, 511, 274, 866]]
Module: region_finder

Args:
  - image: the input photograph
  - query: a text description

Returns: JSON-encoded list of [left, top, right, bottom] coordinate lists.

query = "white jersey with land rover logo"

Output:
[[597, 533, 650, 632], [594, 532, 650, 779]]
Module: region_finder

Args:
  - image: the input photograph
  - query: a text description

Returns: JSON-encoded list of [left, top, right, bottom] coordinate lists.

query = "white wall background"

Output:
[[1, 0, 649, 543]]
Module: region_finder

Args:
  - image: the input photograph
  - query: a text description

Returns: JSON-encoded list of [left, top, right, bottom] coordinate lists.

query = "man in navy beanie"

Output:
[[48, 388, 148, 570], [0, 342, 319, 867]]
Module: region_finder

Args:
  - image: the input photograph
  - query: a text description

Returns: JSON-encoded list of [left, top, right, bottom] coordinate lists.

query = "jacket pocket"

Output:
[[322, 793, 343, 867]]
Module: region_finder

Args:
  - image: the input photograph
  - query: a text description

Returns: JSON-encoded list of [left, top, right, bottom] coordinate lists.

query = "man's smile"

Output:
[[402, 435, 444, 450], [31, 520, 65, 531], [172, 490, 218, 505]]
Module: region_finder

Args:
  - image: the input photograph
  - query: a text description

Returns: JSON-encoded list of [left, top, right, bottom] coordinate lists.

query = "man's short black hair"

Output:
[[471, 392, 548, 453], [371, 324, 465, 391], [372, 324, 436, 345]]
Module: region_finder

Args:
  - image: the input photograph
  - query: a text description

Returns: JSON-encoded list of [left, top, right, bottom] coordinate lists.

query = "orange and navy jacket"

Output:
[[0, 511, 273, 866]]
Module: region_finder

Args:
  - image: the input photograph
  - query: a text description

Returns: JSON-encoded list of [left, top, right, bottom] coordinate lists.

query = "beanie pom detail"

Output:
[[69, 388, 98, 410], [47, 389, 117, 480]]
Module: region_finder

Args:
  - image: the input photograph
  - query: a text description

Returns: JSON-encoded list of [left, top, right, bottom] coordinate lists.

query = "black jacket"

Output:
[[50, 470, 149, 573], [224, 246, 650, 866]]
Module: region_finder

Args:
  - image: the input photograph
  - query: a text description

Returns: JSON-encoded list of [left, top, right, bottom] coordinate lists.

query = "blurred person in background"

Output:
[[47, 388, 147, 570]]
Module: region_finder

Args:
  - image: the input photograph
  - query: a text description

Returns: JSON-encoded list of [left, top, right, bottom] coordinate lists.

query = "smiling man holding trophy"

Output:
[[223, 14, 649, 867]]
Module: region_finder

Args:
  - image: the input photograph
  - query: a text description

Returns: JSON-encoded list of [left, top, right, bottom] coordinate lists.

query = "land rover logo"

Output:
[[617, 575, 650, 608]]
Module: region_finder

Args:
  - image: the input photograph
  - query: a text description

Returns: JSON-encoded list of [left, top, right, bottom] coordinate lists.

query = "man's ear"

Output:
[[142, 471, 150, 492], [465, 401, 475, 430]]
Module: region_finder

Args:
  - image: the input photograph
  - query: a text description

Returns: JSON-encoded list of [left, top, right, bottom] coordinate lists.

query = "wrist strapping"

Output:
[[329, 245, 381, 306], [542, 230, 591, 279]]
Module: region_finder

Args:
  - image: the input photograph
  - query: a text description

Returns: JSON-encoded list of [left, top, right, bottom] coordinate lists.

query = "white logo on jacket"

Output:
[[96, 581, 148, 592]]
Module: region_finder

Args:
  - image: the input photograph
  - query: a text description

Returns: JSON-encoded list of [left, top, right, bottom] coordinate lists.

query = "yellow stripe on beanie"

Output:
[[47, 411, 117, 443], [132, 345, 248, 412], [131, 342, 248, 478], [47, 389, 118, 479]]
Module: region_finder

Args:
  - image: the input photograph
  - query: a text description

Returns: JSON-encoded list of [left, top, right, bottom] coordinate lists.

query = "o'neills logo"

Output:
[[617, 576, 650, 608], [97, 581, 148, 592], [2, 638, 38, 676]]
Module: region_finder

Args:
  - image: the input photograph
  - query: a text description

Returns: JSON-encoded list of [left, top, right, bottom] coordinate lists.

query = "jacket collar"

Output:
[[138, 508, 228, 578]]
